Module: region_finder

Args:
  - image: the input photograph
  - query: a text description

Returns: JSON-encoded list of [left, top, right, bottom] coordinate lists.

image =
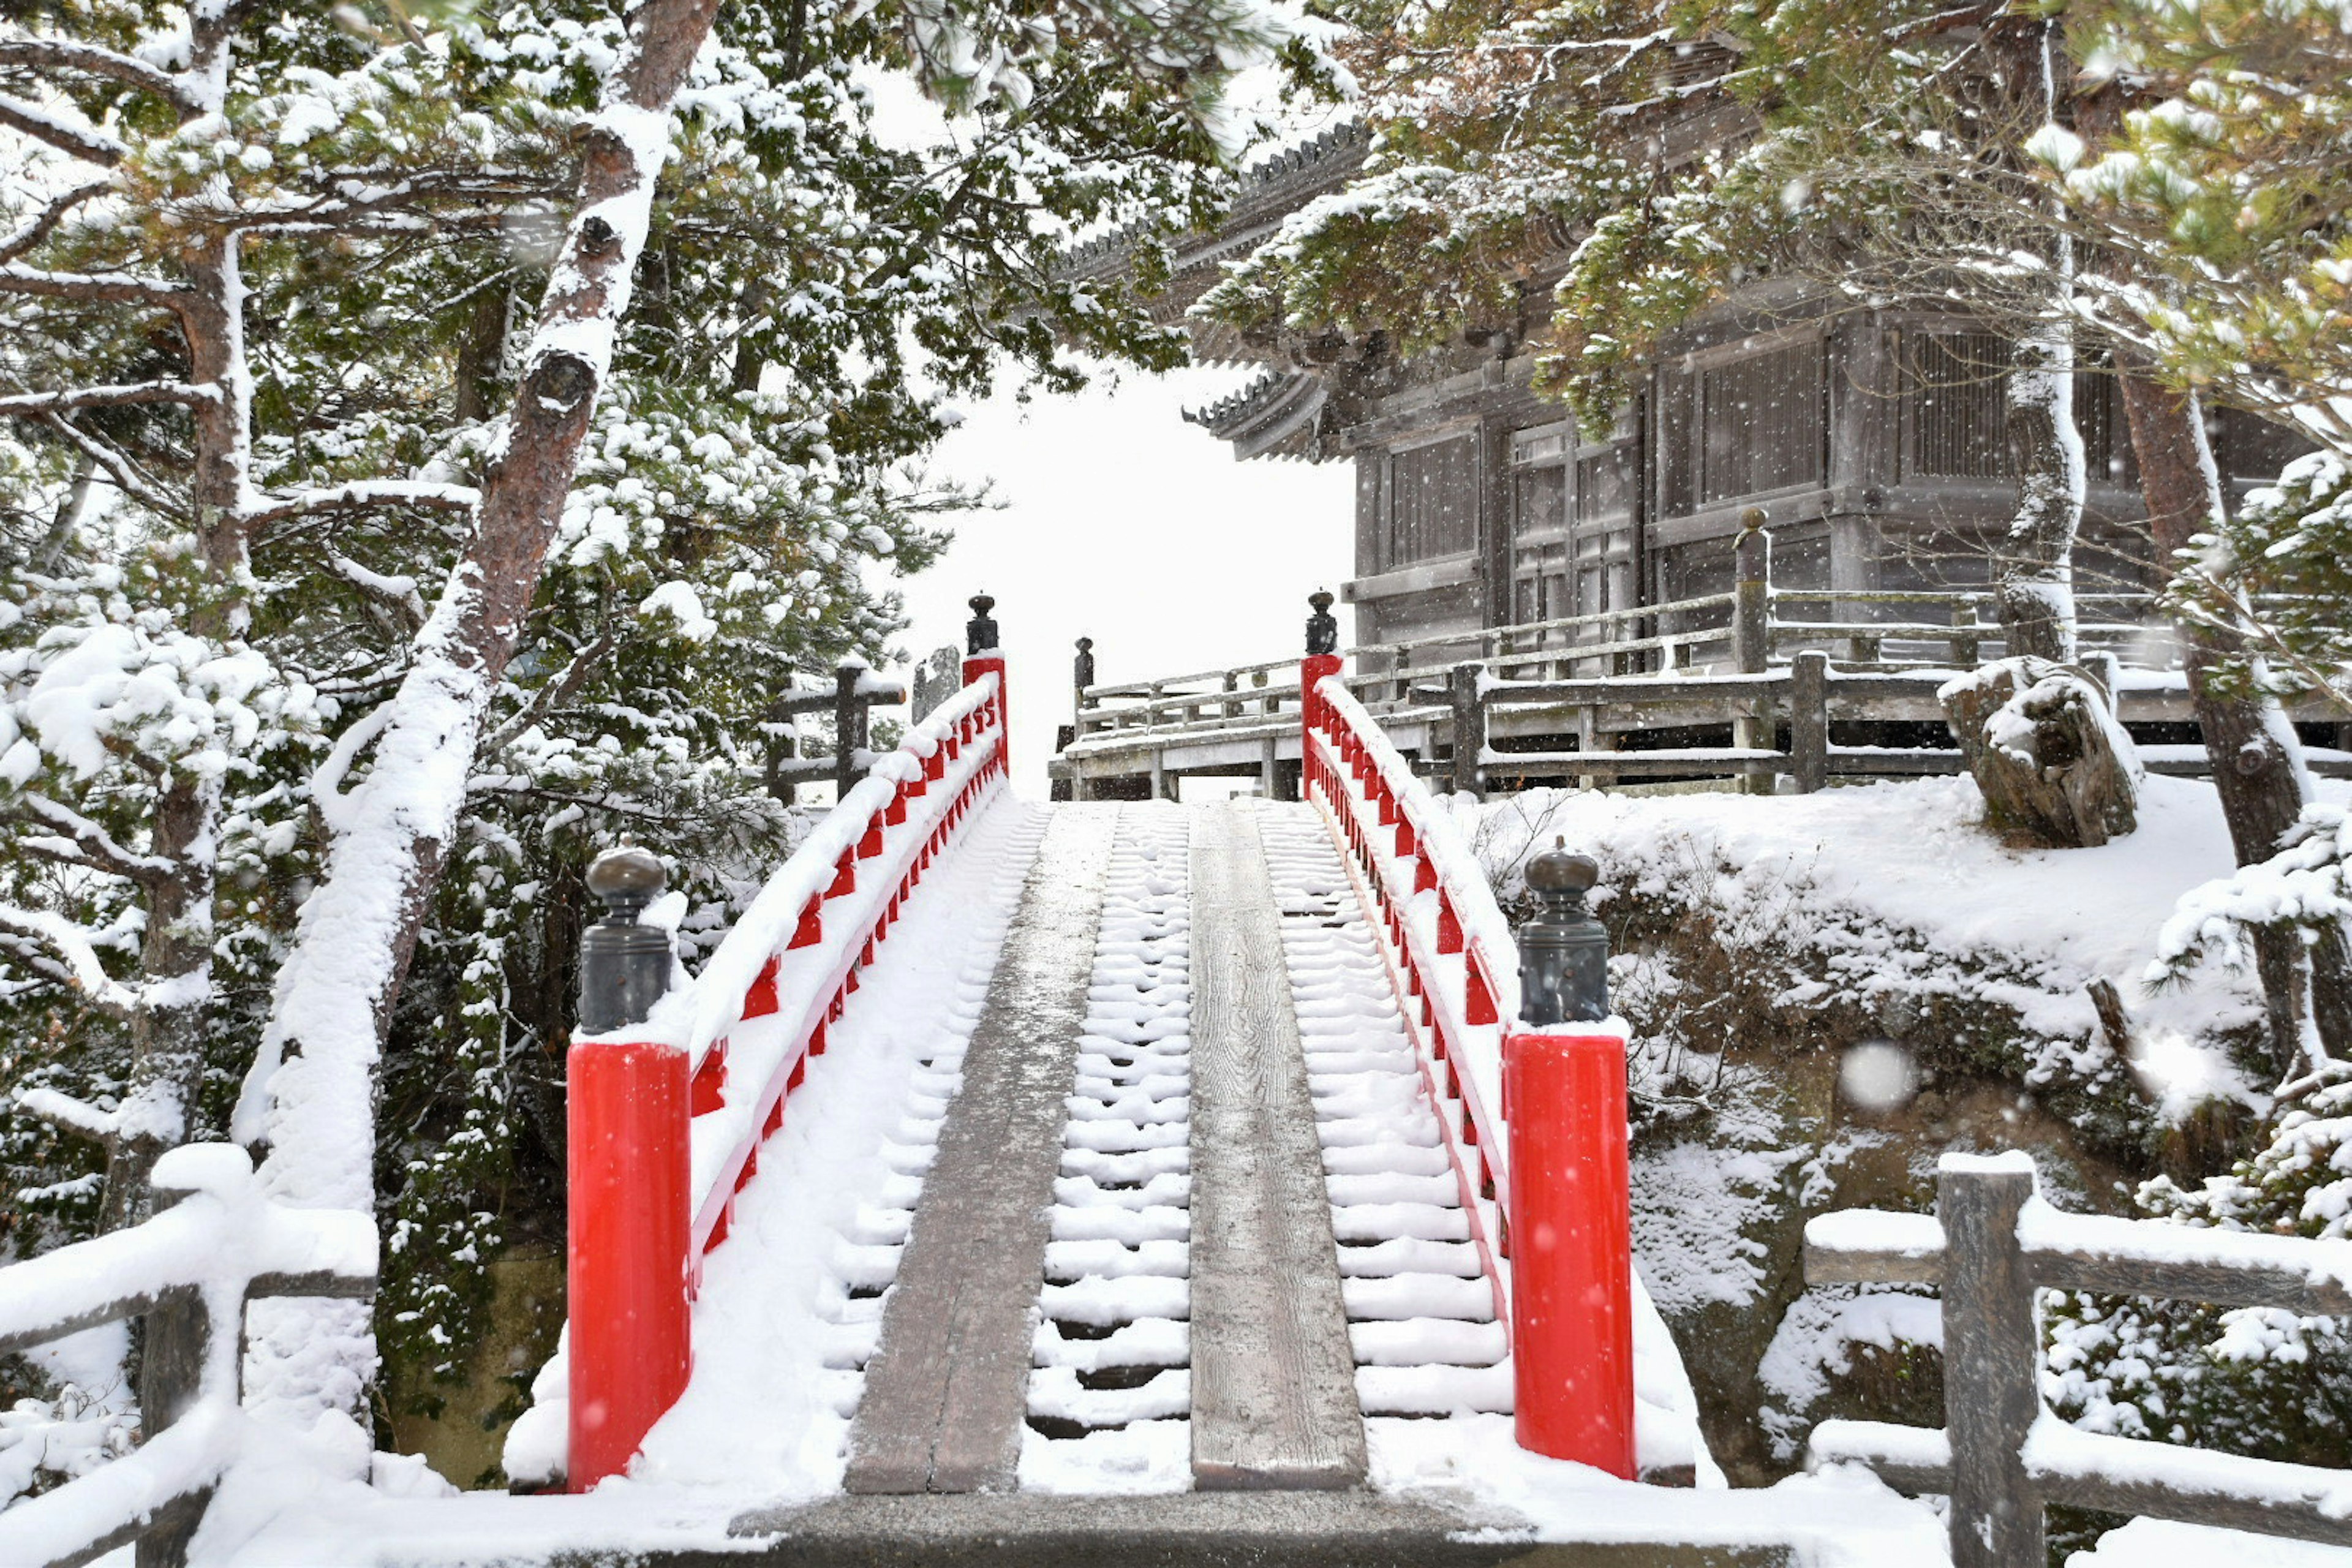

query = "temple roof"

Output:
[[1180, 367, 1329, 461]]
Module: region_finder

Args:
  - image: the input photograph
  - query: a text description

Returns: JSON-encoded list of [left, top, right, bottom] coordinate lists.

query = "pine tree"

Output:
[[2, 0, 1317, 1451]]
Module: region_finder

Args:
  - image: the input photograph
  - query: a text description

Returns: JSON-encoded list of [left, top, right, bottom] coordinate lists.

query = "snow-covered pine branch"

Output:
[[0, 180, 111, 266], [243, 481, 482, 529], [0, 382, 220, 418], [0, 906, 137, 1019], [0, 92, 124, 165], [0, 34, 206, 112]]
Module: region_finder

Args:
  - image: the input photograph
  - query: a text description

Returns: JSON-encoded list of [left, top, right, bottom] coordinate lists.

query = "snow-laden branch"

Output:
[[0, 34, 205, 112], [0, 91, 125, 166], [0, 261, 186, 306], [13, 1085, 119, 1142], [306, 701, 398, 838], [0, 380, 217, 419], [322, 549, 426, 630], [17, 791, 176, 881], [0, 904, 137, 1018], [0, 179, 110, 266], [243, 480, 480, 529]]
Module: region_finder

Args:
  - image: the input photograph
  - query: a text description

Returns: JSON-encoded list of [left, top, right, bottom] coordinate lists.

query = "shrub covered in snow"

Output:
[[2048, 1080, 2352, 1469]]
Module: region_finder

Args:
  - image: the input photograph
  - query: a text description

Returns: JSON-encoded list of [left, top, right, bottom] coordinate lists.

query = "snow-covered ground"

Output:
[[2070, 1518, 2352, 1566], [46, 778, 2352, 1567]]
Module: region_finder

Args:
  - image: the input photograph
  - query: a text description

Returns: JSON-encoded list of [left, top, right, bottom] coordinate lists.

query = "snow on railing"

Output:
[[0, 1144, 377, 1568], [1299, 656, 1640, 1479], [1806, 1150, 2352, 1562], [526, 658, 1009, 1493]]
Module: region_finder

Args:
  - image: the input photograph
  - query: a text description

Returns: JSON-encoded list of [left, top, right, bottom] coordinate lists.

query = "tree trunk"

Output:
[[237, 0, 726, 1422], [1991, 19, 2085, 665], [2114, 358, 2352, 1072], [98, 230, 252, 1230], [1997, 320, 2086, 663], [453, 277, 511, 424], [97, 775, 219, 1233]]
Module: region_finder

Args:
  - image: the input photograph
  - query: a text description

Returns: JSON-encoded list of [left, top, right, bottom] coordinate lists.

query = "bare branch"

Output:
[[0, 91, 124, 166], [480, 621, 625, 755], [0, 380, 217, 418], [0, 179, 110, 266], [0, 35, 203, 112], [243, 480, 481, 529]]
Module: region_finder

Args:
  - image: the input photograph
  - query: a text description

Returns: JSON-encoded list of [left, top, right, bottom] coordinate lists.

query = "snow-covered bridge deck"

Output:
[[621, 797, 1705, 1498]]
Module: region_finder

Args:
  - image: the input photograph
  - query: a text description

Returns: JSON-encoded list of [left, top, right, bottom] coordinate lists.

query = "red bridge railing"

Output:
[[1301, 652, 1636, 1477], [557, 654, 1008, 1490]]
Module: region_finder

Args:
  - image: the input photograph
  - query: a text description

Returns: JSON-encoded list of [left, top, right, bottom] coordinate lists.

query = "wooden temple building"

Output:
[[1049, 113, 2317, 800], [1066, 118, 2303, 666]]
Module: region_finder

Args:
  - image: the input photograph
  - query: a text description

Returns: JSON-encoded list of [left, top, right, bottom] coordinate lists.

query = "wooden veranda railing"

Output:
[[1056, 516, 2351, 797]]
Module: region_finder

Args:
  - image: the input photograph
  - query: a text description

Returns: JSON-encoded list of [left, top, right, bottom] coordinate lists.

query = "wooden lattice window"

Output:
[[1904, 331, 2138, 483], [1656, 339, 1826, 518], [1902, 330, 2008, 480], [1387, 434, 1478, 567], [1701, 339, 1826, 505]]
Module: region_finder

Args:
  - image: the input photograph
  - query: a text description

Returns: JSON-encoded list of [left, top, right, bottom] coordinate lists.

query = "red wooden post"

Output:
[[567, 1036, 692, 1490], [1503, 1028, 1634, 1478]]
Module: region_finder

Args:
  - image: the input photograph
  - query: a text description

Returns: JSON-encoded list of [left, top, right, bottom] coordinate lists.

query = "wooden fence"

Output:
[[0, 1145, 376, 1568], [1806, 1152, 2352, 1566], [762, 662, 909, 804]]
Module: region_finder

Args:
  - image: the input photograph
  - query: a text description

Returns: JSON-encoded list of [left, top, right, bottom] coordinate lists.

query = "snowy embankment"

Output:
[[1020, 802, 1195, 1492], [220, 797, 1046, 1562], [1460, 774, 2299, 1098]]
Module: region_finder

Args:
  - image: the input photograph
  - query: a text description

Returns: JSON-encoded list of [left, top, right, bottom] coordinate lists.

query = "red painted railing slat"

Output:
[[1300, 661, 1634, 1479], [564, 666, 1009, 1491]]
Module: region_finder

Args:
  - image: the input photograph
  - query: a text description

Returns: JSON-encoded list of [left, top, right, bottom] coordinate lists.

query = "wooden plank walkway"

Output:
[[1185, 802, 1367, 1490], [845, 806, 1121, 1494]]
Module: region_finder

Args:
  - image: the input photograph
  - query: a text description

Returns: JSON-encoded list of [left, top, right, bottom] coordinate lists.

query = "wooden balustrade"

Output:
[[1055, 556, 2347, 800]]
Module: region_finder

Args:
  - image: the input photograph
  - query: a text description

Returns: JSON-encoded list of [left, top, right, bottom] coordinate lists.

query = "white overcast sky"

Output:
[[889, 364, 1355, 793]]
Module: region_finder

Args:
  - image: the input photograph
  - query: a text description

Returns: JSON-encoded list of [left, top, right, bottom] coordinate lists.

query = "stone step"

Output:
[[679, 1491, 1798, 1568]]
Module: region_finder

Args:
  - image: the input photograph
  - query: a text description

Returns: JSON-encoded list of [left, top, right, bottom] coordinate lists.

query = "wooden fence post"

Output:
[[138, 1172, 213, 1568], [1732, 510, 1775, 795], [1071, 638, 1095, 803], [1940, 1154, 2045, 1568], [1952, 601, 1981, 668], [1450, 662, 1485, 797], [1791, 650, 1829, 794], [1732, 508, 1771, 675], [833, 663, 869, 804]]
